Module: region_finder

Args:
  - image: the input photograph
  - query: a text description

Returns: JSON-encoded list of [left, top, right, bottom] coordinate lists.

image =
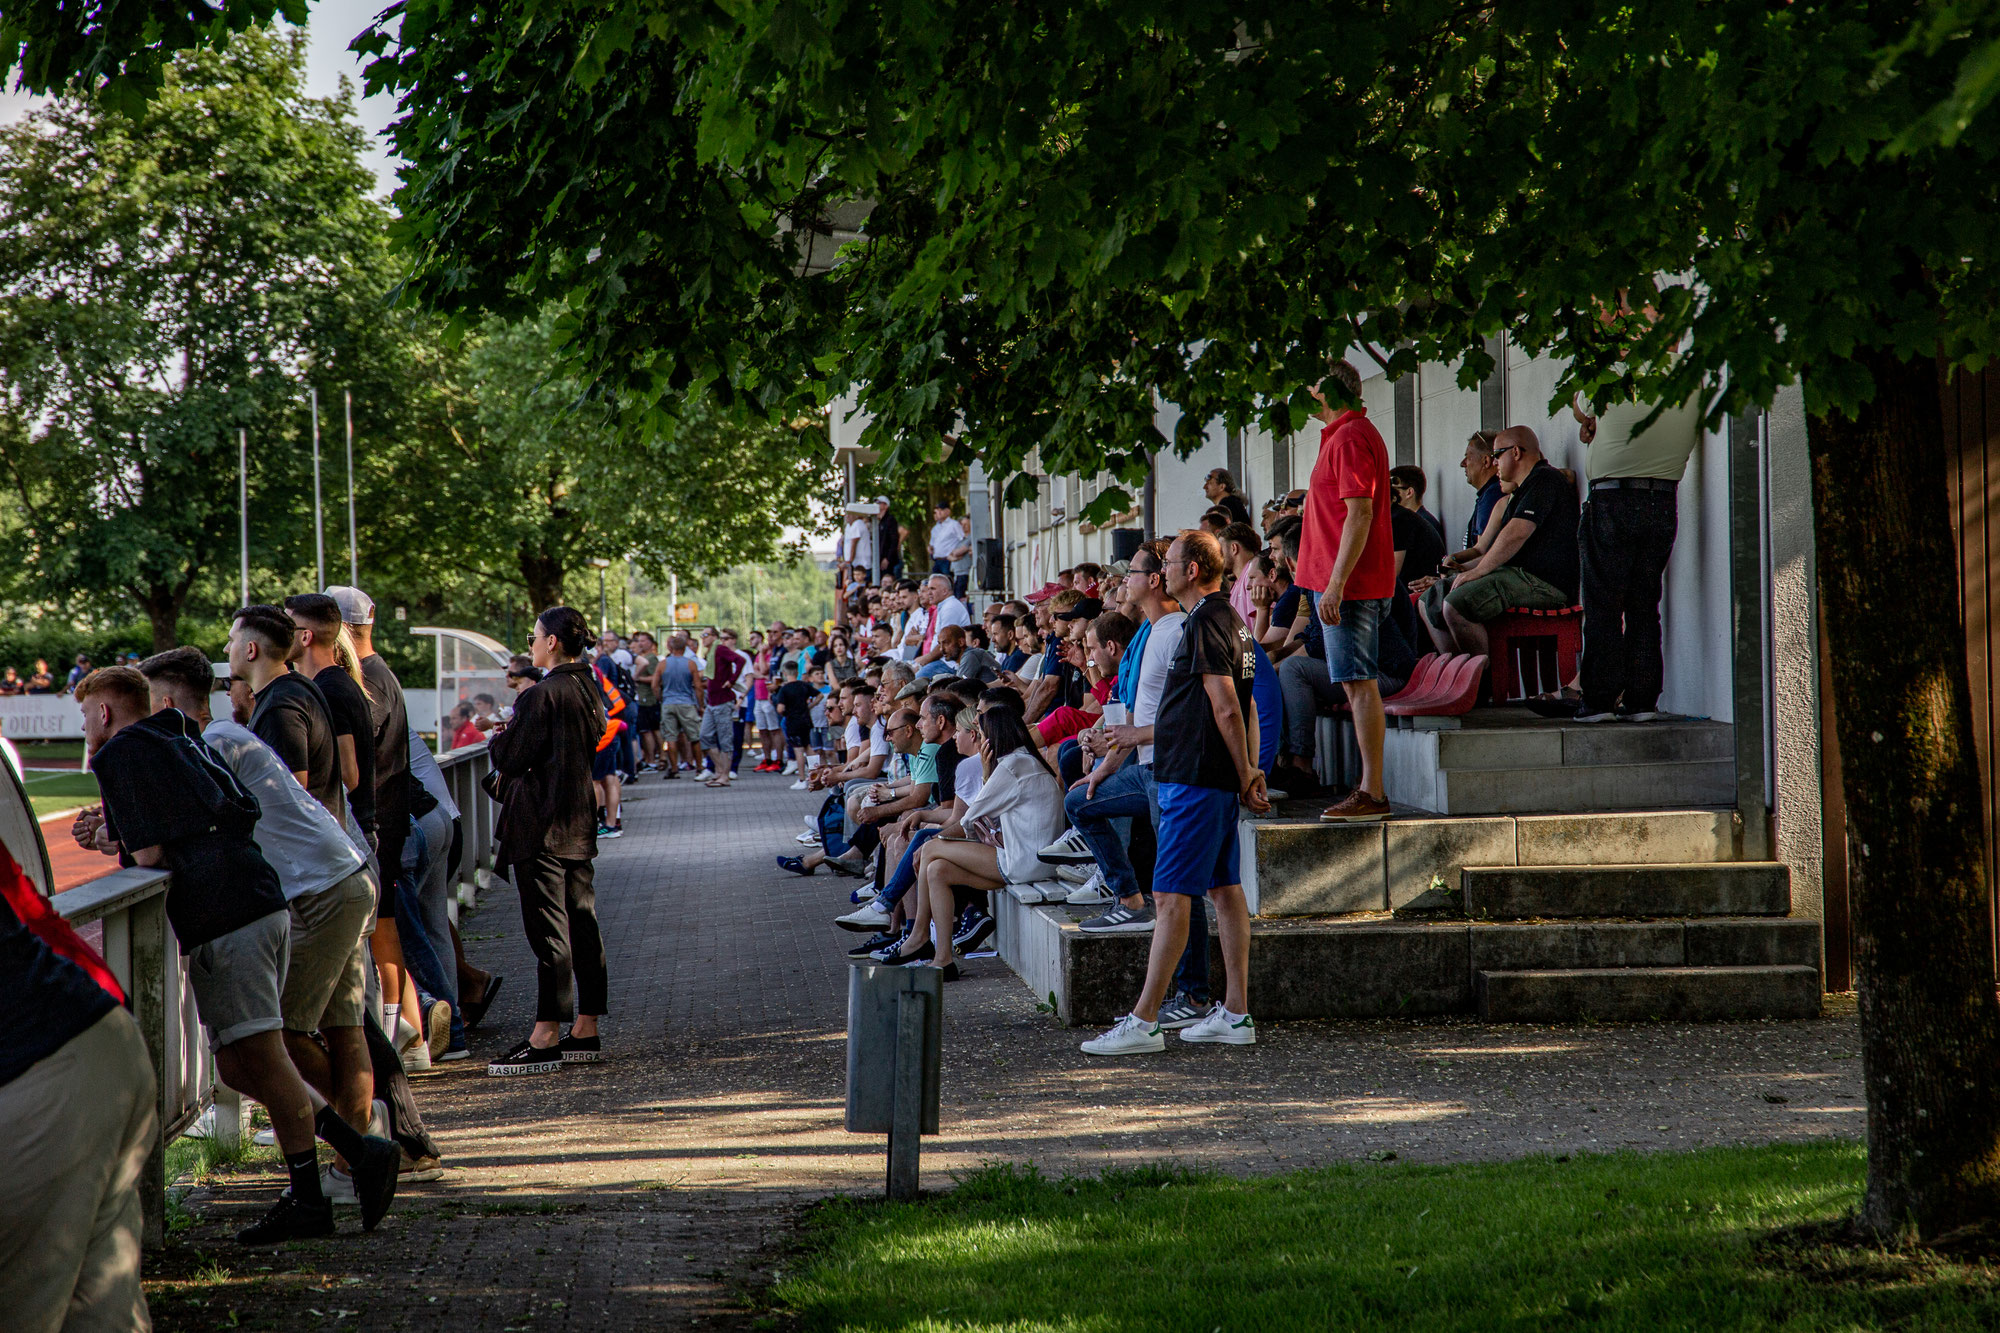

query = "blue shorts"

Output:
[[1151, 781, 1241, 897], [1312, 591, 1388, 684]]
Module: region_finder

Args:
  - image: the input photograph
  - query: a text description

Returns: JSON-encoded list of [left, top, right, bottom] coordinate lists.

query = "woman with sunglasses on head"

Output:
[[881, 704, 1064, 980]]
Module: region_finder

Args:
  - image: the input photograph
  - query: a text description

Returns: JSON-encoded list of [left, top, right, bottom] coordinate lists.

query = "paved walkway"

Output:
[[146, 771, 1865, 1330]]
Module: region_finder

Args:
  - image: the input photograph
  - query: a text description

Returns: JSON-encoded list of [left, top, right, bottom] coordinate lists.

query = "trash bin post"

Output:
[[846, 963, 943, 1199], [888, 988, 926, 1200]]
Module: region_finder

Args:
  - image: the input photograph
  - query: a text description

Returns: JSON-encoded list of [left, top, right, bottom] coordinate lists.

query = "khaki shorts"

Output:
[[659, 702, 702, 742], [1436, 565, 1571, 624], [188, 910, 290, 1052], [281, 869, 375, 1033]]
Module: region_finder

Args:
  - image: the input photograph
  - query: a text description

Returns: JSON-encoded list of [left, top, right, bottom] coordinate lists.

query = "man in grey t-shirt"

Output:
[[655, 632, 703, 776]]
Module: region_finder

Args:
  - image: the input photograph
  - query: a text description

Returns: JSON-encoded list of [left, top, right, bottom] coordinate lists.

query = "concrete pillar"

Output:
[[1765, 385, 1826, 924]]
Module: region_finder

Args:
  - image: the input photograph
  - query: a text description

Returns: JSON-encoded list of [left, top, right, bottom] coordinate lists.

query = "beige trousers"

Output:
[[0, 1006, 156, 1333]]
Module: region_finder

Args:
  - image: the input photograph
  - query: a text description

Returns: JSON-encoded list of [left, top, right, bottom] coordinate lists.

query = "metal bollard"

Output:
[[845, 964, 942, 1200]]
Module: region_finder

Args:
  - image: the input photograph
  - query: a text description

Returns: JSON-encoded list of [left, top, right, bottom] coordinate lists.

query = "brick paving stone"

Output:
[[146, 769, 1864, 1330]]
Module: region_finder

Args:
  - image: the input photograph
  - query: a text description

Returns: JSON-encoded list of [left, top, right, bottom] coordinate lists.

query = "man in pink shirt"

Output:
[[1292, 359, 1397, 822]]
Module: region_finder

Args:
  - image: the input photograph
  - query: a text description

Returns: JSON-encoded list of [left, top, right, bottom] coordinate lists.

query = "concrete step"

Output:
[[1242, 808, 1738, 917], [1427, 759, 1737, 815], [1461, 861, 1789, 919], [994, 893, 1823, 1028], [1475, 966, 1823, 1022], [1469, 917, 1821, 973], [1382, 719, 1737, 814]]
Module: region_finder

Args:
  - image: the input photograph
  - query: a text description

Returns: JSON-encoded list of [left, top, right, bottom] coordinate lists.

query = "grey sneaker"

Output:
[[1156, 992, 1213, 1030], [1079, 901, 1155, 934]]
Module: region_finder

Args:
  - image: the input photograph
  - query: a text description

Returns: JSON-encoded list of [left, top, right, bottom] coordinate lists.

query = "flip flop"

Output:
[[460, 975, 504, 1031]]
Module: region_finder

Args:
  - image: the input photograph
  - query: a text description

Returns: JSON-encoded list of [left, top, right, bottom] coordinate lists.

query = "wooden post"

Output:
[[1729, 410, 1772, 861]]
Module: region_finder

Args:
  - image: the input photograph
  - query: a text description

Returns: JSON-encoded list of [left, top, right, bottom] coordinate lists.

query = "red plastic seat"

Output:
[[1384, 653, 1469, 715], [1486, 605, 1583, 701], [1387, 654, 1489, 717], [1381, 653, 1442, 707]]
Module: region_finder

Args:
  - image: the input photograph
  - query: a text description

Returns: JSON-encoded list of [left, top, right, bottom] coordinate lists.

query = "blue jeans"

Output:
[[393, 812, 462, 1048], [1063, 755, 1155, 903], [878, 826, 943, 908], [915, 659, 957, 680]]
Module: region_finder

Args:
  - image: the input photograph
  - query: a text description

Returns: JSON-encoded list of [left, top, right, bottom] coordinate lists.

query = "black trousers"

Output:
[[513, 852, 607, 1023], [1578, 487, 1679, 715]]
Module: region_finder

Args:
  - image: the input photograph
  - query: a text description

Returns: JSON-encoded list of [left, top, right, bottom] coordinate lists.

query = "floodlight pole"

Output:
[[239, 428, 250, 604], [345, 389, 358, 586], [310, 386, 325, 589]]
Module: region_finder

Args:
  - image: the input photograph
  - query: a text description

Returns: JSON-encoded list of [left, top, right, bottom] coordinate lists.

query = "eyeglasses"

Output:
[[1128, 562, 1162, 577], [1491, 443, 1523, 457]]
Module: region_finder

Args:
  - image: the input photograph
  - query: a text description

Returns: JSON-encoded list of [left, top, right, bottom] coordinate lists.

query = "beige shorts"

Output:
[[659, 702, 702, 742], [188, 910, 290, 1052], [281, 869, 375, 1033]]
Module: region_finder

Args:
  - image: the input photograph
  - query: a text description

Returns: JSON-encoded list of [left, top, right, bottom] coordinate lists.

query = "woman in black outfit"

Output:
[[485, 606, 609, 1075]]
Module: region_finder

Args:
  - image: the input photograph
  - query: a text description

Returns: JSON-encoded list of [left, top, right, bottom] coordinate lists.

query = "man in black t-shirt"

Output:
[[284, 594, 376, 844], [1082, 530, 1268, 1059], [1419, 426, 1580, 659], [230, 605, 344, 822], [76, 667, 401, 1244]]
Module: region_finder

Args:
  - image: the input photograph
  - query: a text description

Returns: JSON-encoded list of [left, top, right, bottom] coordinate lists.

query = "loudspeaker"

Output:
[[978, 538, 1006, 591], [1110, 528, 1144, 562]]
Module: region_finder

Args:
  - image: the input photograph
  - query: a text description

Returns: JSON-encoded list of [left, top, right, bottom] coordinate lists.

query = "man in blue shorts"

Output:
[[1082, 529, 1269, 1056]]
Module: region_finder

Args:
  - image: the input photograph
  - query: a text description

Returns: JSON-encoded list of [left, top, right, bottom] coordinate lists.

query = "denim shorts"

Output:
[[1311, 591, 1389, 684], [1151, 781, 1241, 897]]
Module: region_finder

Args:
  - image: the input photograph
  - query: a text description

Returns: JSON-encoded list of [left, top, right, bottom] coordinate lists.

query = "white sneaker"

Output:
[[790, 779, 811, 791], [783, 760, 798, 775], [322, 1165, 359, 1207], [796, 830, 820, 844], [1065, 870, 1113, 905], [1080, 1013, 1165, 1056], [1037, 828, 1096, 865], [1180, 1006, 1257, 1045], [1055, 862, 1094, 885], [835, 903, 893, 931], [370, 1098, 391, 1139]]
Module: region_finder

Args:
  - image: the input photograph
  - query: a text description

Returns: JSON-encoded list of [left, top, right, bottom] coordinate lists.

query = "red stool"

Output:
[[1485, 606, 1582, 701]]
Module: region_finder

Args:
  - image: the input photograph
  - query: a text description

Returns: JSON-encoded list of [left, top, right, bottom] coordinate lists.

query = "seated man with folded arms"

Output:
[[1418, 425, 1580, 659], [73, 666, 400, 1245]]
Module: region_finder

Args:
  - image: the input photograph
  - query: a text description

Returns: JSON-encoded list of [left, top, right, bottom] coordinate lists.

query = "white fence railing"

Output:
[[44, 742, 499, 1247]]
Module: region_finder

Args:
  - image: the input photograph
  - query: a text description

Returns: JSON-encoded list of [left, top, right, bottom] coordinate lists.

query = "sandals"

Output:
[[460, 975, 503, 1031]]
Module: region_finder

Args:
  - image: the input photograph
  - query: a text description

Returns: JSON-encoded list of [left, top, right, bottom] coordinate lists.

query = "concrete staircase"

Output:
[[1381, 713, 1734, 814], [992, 806, 1824, 1027]]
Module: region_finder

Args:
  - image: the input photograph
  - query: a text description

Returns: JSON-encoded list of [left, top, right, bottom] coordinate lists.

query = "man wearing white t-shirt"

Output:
[[842, 502, 876, 587], [911, 574, 972, 670], [928, 502, 970, 594], [1051, 542, 1189, 946]]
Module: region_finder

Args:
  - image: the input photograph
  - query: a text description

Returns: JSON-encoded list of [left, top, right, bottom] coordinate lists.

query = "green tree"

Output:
[[447, 312, 837, 615], [0, 27, 397, 649]]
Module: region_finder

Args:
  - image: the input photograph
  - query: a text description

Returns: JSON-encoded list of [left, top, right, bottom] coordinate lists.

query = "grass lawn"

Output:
[[22, 768, 98, 817], [772, 1143, 2000, 1331], [16, 740, 85, 762]]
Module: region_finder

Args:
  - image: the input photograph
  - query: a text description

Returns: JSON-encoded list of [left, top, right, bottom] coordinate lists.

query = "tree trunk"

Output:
[[519, 547, 565, 614], [140, 587, 183, 653], [1809, 344, 2000, 1240]]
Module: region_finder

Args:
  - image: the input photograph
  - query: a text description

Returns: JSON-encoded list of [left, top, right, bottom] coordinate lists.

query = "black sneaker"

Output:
[[349, 1135, 402, 1232], [1156, 992, 1213, 1031], [880, 938, 934, 965], [848, 929, 902, 959], [953, 912, 996, 955], [487, 1038, 563, 1077], [236, 1191, 335, 1245], [559, 1030, 602, 1063]]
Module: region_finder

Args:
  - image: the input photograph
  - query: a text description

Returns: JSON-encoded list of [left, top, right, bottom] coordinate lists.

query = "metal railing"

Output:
[[48, 741, 500, 1248]]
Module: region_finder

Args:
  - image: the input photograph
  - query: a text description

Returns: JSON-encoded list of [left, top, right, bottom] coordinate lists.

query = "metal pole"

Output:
[[344, 388, 358, 586], [888, 989, 926, 1200], [670, 571, 679, 628], [1729, 410, 1772, 861], [310, 387, 325, 589], [599, 567, 608, 631], [238, 428, 250, 604]]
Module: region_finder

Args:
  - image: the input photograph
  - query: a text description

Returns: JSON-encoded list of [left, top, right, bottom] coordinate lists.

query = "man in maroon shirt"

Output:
[[1292, 359, 1397, 822]]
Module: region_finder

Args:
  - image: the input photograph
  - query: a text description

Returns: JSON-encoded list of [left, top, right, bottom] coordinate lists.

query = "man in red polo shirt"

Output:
[[1293, 358, 1396, 822]]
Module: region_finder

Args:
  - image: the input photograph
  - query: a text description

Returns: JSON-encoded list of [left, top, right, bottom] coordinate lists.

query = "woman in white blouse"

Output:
[[885, 704, 1066, 980]]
